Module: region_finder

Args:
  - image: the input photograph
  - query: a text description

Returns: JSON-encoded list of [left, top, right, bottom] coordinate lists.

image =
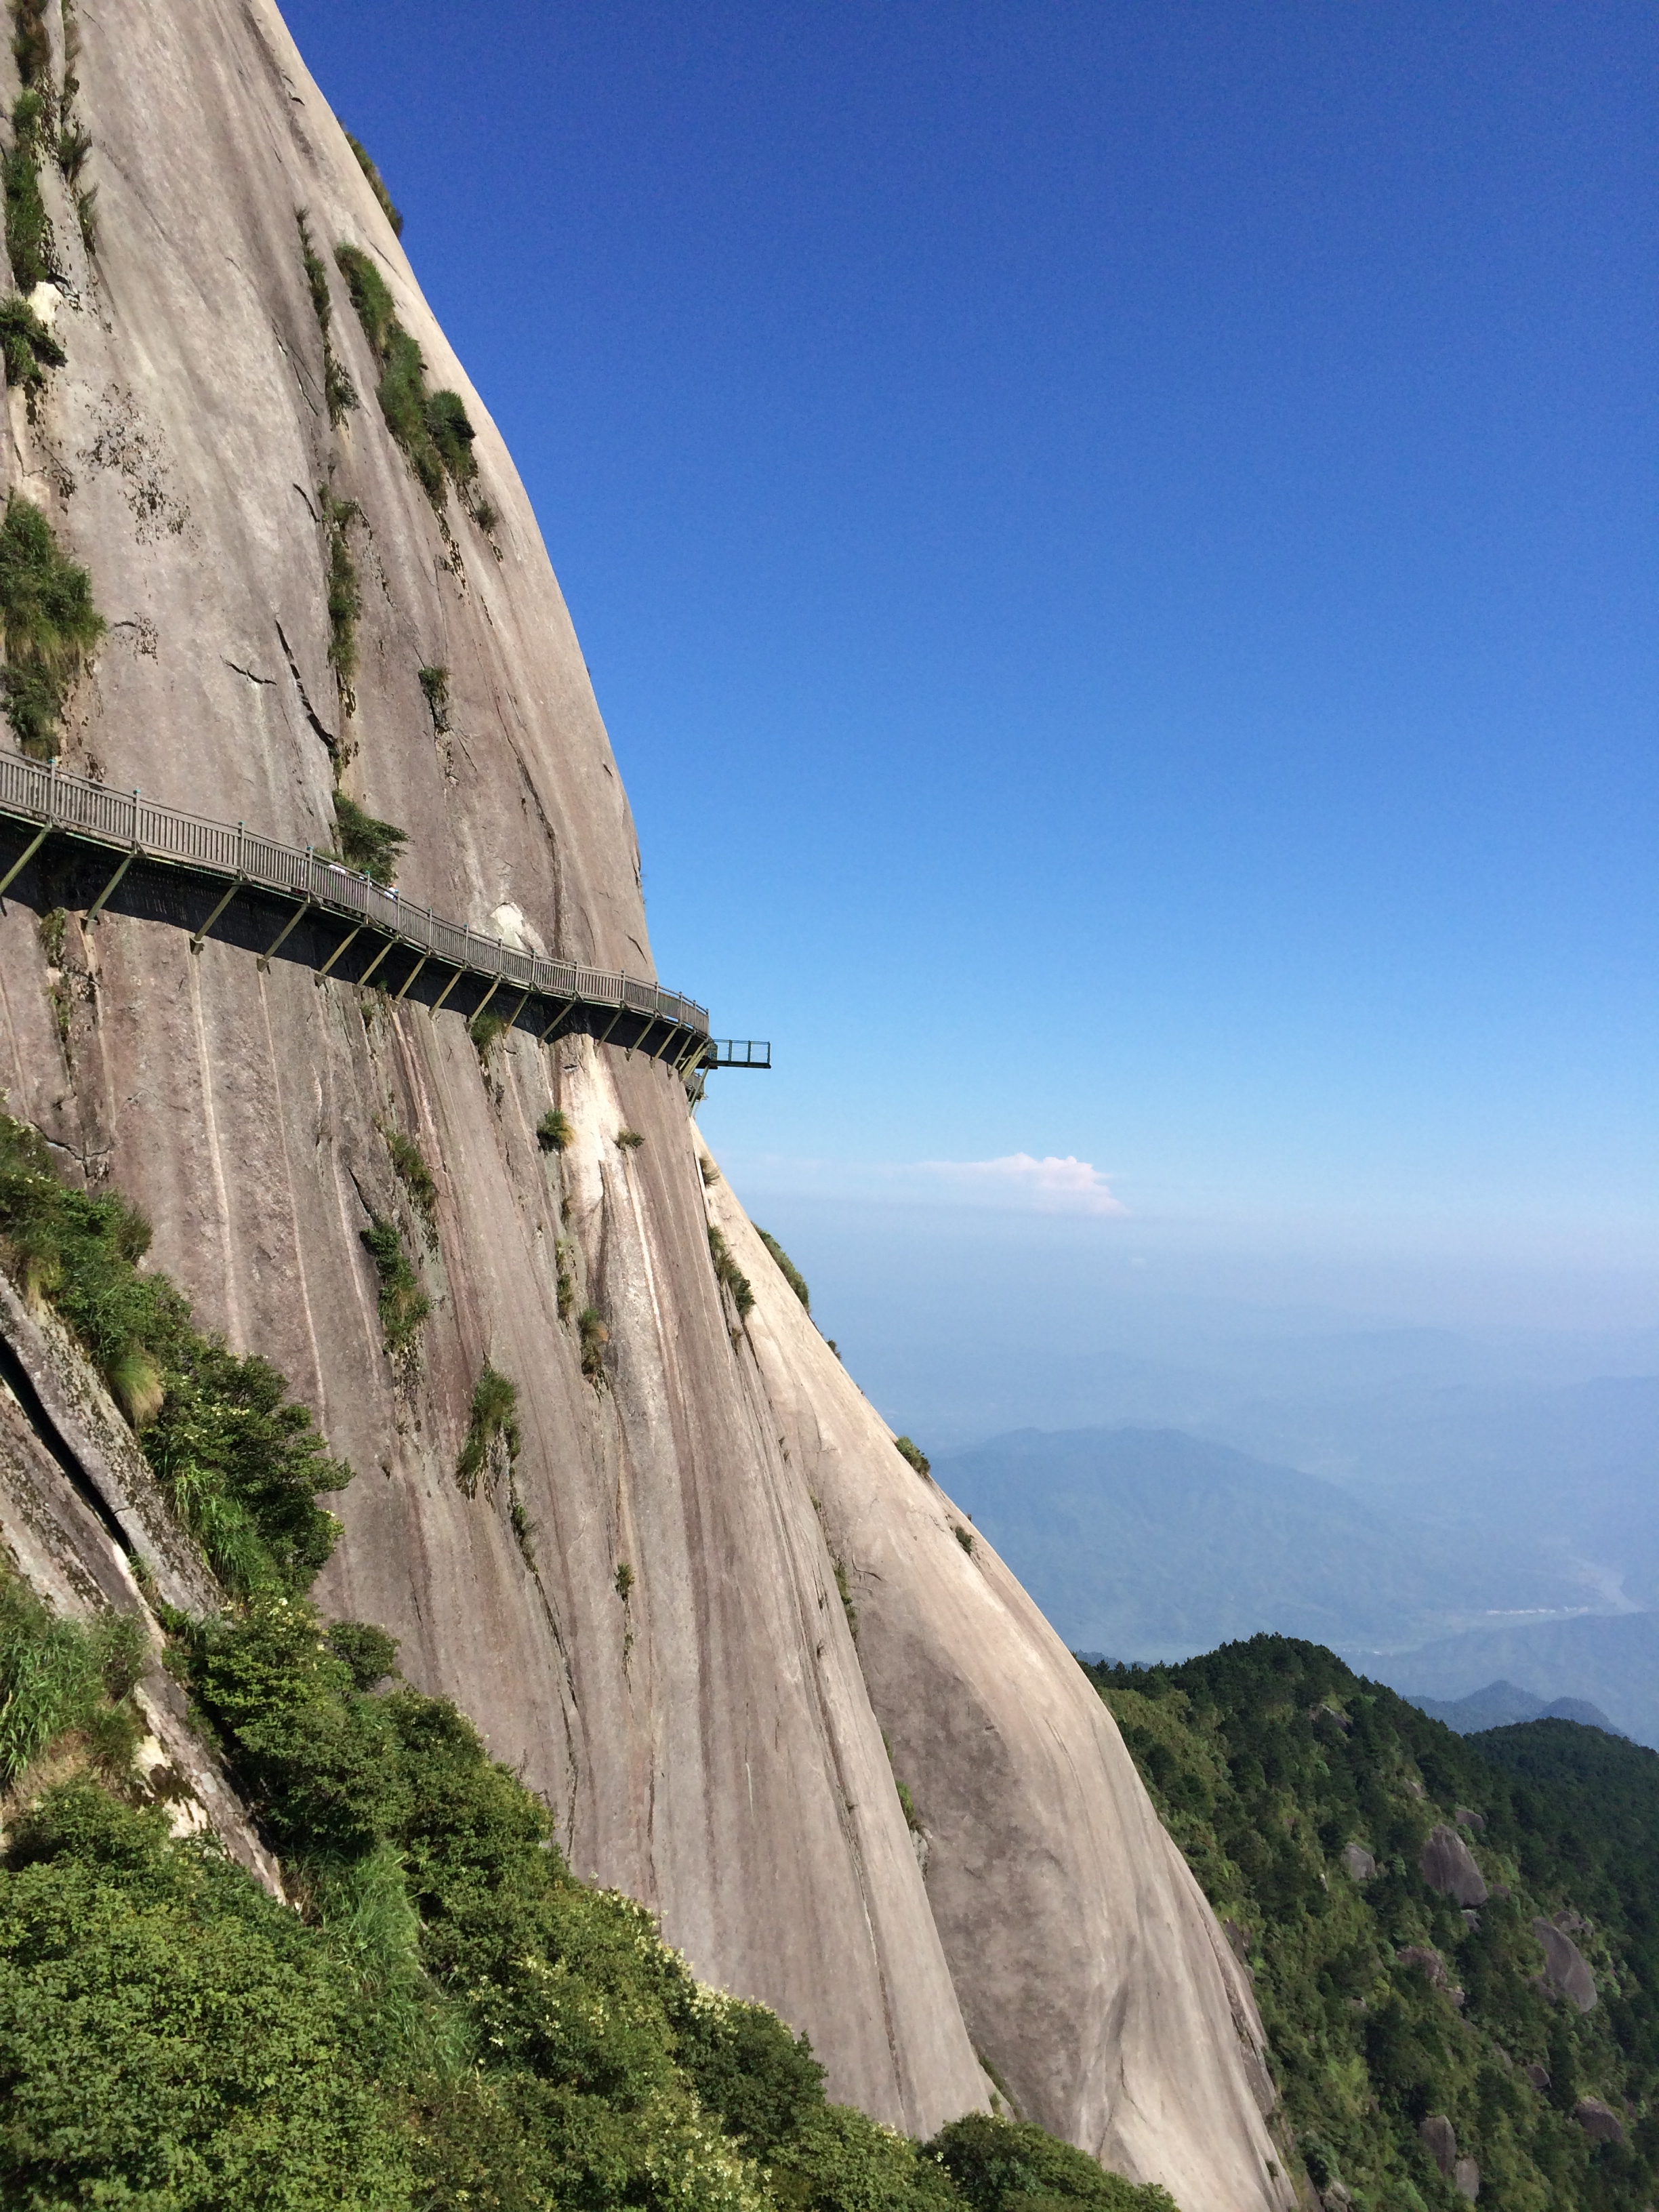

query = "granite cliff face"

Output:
[[0, 3, 1293, 2201]]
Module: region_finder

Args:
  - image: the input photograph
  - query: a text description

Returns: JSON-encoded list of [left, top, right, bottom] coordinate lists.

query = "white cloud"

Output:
[[918, 1153, 1128, 1217]]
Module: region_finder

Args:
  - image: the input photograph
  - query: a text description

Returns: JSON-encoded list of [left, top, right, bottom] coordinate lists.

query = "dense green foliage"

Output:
[[756, 1228, 811, 1311], [0, 1111, 348, 1590], [930, 2114, 1176, 2210], [1471, 1720, 1659, 2070], [0, 1573, 143, 1787], [333, 243, 480, 510], [0, 492, 103, 756], [0, 1783, 416, 2209], [1087, 1636, 1659, 2209], [0, 1578, 1178, 2212], [894, 1437, 930, 1480]]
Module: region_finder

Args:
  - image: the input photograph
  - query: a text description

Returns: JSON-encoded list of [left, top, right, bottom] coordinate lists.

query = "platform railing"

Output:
[[0, 750, 710, 1040]]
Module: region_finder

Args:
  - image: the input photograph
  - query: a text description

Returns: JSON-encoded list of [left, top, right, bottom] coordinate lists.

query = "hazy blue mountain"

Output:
[[932, 1426, 1567, 1662], [1406, 1679, 1621, 1736], [1356, 1614, 1659, 1750], [1201, 1374, 1659, 1610]]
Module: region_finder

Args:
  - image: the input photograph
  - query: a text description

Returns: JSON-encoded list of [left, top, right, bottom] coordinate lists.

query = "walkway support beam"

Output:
[[190, 876, 245, 954], [0, 824, 48, 899], [258, 895, 312, 970], [315, 921, 363, 978], [86, 849, 138, 924]]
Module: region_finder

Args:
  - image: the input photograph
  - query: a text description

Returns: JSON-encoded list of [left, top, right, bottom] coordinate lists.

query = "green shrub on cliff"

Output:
[[0, 1111, 349, 1591], [930, 2113, 1178, 2209], [0, 493, 104, 756], [3, 87, 53, 292], [455, 1362, 519, 1496], [342, 125, 403, 237], [359, 1214, 429, 1354], [333, 243, 480, 512], [757, 1226, 811, 1311], [0, 291, 63, 394]]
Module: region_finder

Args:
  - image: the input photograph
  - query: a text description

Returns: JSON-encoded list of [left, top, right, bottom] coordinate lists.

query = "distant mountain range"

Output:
[[1404, 1679, 1620, 1736], [932, 1425, 1578, 1660], [1204, 1373, 1659, 1612], [1355, 1612, 1659, 1750]]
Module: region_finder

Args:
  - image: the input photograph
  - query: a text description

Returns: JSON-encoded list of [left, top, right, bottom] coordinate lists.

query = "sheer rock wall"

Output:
[[0, 2, 1292, 2200]]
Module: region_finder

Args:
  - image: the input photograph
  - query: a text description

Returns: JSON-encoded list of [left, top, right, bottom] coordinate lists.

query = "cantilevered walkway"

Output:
[[0, 751, 766, 1079]]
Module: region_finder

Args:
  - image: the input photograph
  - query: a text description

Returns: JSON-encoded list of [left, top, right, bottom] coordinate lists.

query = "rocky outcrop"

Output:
[[1418, 2118, 1479, 2200], [1340, 1842, 1377, 1881], [1534, 1919, 1598, 2011], [1573, 2096, 1624, 2144], [0, 0, 1298, 2199], [1420, 1822, 1488, 1906], [1419, 2115, 1457, 2175]]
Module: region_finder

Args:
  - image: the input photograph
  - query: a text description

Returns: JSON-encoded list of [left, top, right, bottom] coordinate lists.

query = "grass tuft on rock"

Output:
[[756, 1228, 809, 1312], [296, 209, 357, 428], [469, 1008, 508, 1060], [359, 1216, 428, 1356], [417, 663, 449, 731], [536, 1108, 573, 1153], [319, 487, 361, 704], [379, 1123, 436, 1237], [0, 292, 62, 397], [455, 1364, 518, 1497], [333, 244, 481, 514], [341, 124, 403, 237], [577, 1305, 609, 1382], [708, 1226, 755, 1322], [0, 1571, 144, 1792], [0, 492, 103, 756], [3, 85, 53, 292]]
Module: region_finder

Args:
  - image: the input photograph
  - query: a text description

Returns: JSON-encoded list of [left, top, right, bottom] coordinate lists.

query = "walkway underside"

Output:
[[0, 754, 716, 1073]]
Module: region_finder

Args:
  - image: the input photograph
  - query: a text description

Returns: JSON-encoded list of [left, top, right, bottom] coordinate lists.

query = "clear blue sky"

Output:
[[285, 1, 1656, 1397]]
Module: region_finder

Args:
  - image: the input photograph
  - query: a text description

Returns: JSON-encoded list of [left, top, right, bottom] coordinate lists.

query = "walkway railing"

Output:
[[0, 750, 733, 1073]]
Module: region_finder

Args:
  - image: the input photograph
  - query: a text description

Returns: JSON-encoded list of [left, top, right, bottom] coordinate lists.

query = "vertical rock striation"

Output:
[[0, 2, 1292, 2200]]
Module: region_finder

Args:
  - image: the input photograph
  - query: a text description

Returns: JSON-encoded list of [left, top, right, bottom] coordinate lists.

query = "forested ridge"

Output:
[[1087, 1639, 1659, 2211]]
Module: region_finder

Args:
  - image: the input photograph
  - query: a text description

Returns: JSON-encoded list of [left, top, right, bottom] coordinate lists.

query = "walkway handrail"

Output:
[[0, 750, 709, 1039]]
